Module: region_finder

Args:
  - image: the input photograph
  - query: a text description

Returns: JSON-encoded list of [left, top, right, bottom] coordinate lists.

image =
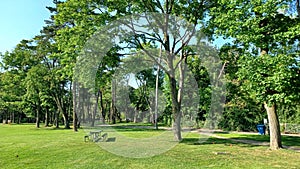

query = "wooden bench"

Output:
[[100, 133, 108, 142], [94, 133, 108, 142], [84, 131, 107, 142], [84, 130, 101, 142]]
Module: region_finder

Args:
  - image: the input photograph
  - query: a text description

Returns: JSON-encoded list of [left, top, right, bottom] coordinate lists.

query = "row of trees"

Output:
[[0, 0, 299, 150]]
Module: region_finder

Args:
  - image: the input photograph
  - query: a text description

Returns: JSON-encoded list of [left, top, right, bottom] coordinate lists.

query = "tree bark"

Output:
[[264, 102, 282, 150], [45, 107, 49, 127], [110, 80, 116, 124], [36, 114, 40, 128], [169, 74, 182, 141], [169, 50, 186, 141], [49, 111, 53, 125], [18, 113, 21, 124], [62, 112, 70, 129], [57, 99, 70, 129], [36, 103, 40, 128], [154, 56, 161, 129], [56, 96, 70, 129], [91, 89, 100, 127], [99, 90, 106, 124], [52, 90, 68, 128], [110, 101, 116, 124], [134, 108, 138, 123], [72, 81, 78, 131], [55, 109, 59, 128]]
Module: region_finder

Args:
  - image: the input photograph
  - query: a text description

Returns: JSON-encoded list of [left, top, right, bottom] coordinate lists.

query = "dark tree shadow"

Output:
[[180, 137, 261, 148], [106, 137, 116, 142]]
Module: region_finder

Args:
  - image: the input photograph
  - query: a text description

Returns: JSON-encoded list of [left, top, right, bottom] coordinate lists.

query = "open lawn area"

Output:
[[0, 124, 299, 169]]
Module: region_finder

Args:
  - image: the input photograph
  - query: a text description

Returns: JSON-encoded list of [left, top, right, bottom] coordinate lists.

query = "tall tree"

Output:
[[208, 0, 300, 149], [56, 0, 217, 141], [24, 65, 49, 128], [34, 1, 74, 129], [1, 40, 40, 126]]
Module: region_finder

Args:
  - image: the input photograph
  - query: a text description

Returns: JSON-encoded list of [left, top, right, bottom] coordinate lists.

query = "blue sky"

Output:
[[0, 0, 53, 54], [0, 0, 230, 54]]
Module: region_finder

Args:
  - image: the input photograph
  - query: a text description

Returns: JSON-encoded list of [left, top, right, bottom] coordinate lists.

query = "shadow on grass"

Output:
[[180, 137, 260, 148], [106, 137, 116, 142], [212, 131, 230, 134], [82, 125, 166, 134], [29, 126, 73, 131], [215, 134, 300, 147], [282, 135, 300, 147], [110, 125, 165, 132]]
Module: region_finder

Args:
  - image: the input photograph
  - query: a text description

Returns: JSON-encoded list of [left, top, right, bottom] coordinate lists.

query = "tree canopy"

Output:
[[0, 0, 299, 151]]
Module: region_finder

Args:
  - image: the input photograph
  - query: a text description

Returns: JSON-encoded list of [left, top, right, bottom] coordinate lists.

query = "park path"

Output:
[[196, 129, 300, 153]]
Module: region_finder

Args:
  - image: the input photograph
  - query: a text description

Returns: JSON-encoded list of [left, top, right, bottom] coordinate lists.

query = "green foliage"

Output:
[[0, 0, 299, 133], [187, 55, 212, 122], [208, 0, 300, 139], [238, 53, 298, 105], [209, 0, 300, 104]]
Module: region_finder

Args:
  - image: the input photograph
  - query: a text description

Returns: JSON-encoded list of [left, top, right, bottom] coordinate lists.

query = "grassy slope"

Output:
[[0, 124, 299, 169]]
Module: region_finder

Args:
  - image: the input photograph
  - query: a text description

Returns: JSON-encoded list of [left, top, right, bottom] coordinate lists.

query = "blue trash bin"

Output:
[[257, 124, 266, 135]]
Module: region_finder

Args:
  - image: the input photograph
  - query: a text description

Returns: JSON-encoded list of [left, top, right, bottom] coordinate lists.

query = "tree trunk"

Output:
[[55, 109, 59, 128], [110, 102, 116, 124], [134, 108, 138, 123], [57, 101, 70, 129], [99, 90, 106, 124], [62, 112, 70, 129], [154, 66, 159, 129], [36, 116, 40, 128], [264, 102, 282, 150], [169, 49, 186, 141], [49, 111, 53, 125], [154, 44, 162, 129], [173, 111, 182, 140], [110, 80, 116, 124], [81, 98, 85, 124], [169, 74, 182, 141], [57, 97, 70, 129], [45, 107, 49, 127], [91, 90, 100, 127], [72, 81, 78, 131], [18, 113, 21, 124], [12, 112, 15, 124], [36, 104, 40, 128]]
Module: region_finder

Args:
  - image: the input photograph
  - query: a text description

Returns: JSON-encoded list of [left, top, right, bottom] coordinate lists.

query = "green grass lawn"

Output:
[[0, 124, 299, 169]]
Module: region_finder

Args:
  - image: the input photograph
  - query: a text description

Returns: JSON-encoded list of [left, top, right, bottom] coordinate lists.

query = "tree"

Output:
[[127, 68, 159, 123], [57, 0, 221, 141], [0, 40, 39, 126], [34, 1, 74, 129], [0, 70, 26, 124], [24, 65, 49, 128], [0, 1, 76, 128], [187, 55, 212, 127], [55, 0, 122, 129], [208, 0, 300, 149], [217, 44, 265, 131]]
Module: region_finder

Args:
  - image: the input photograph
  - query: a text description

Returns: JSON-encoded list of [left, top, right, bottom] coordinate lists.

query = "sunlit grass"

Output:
[[0, 124, 299, 169]]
